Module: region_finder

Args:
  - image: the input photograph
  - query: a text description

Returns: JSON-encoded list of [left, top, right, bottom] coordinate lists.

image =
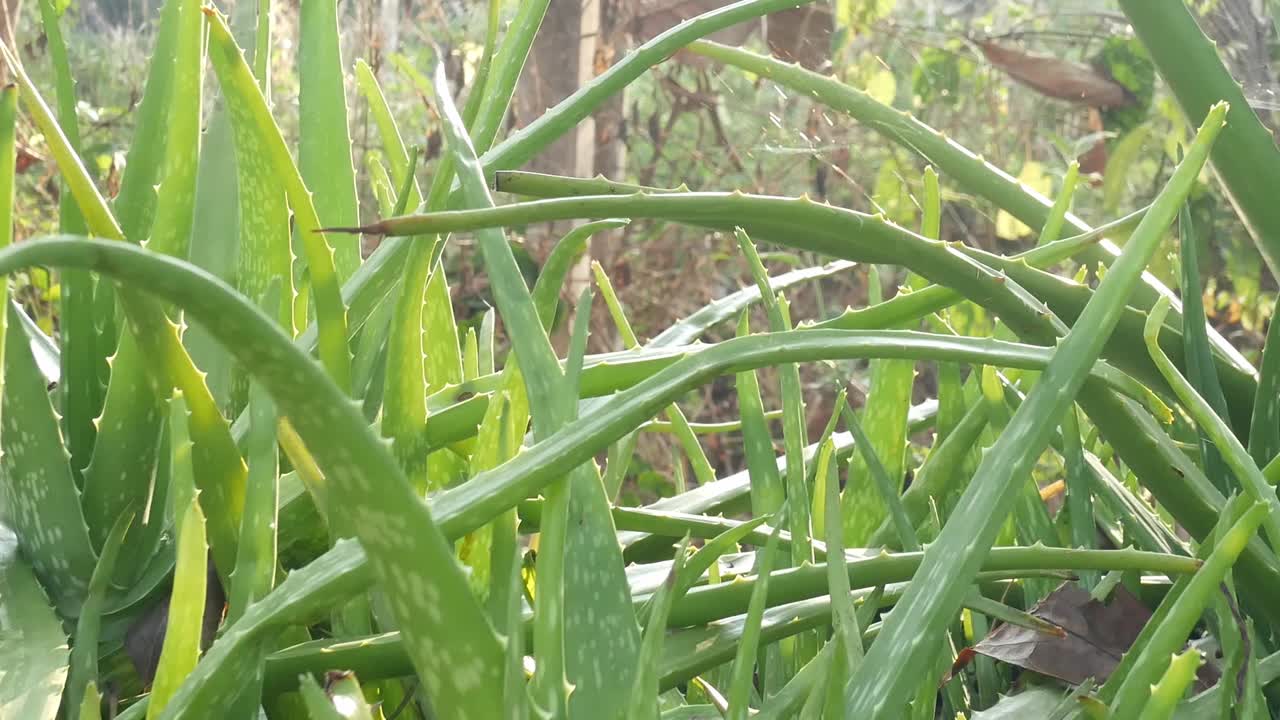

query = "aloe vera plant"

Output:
[[1, 1, 1278, 719]]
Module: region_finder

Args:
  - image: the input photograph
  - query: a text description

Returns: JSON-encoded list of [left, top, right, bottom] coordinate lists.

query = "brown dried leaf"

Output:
[[973, 581, 1149, 685], [979, 41, 1133, 108]]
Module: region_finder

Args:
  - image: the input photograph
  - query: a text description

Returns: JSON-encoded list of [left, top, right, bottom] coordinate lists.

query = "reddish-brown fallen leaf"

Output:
[[973, 581, 1149, 686], [971, 581, 1222, 692], [15, 144, 40, 174], [979, 41, 1133, 109], [1078, 108, 1109, 184]]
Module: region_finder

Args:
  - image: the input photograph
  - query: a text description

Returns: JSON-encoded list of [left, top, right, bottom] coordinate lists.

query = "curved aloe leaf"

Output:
[[837, 102, 1228, 718], [1144, 297, 1280, 550], [259, 548, 1196, 693], [958, 245, 1255, 436], [0, 237, 506, 718], [685, 38, 1254, 379], [0, 524, 70, 718]]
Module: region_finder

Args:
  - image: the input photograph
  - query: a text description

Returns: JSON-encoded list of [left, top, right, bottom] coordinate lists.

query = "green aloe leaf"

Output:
[[533, 220, 627, 327], [223, 5, 291, 337], [205, 6, 350, 391], [821, 439, 864, 670], [1177, 204, 1234, 493], [112, 0, 180, 243], [6, 2, 249, 584], [628, 536, 691, 720], [736, 313, 784, 521], [0, 300, 96, 609], [686, 38, 1254, 382], [0, 265, 500, 716], [298, 0, 361, 281], [840, 102, 1229, 717], [494, 170, 688, 198], [1249, 293, 1280, 467], [841, 402, 917, 553], [226, 316, 281, 625], [430, 61, 641, 717], [66, 513, 131, 718], [736, 229, 812, 572], [459, 0, 503, 130], [186, 87, 244, 411], [36, 0, 99, 479], [147, 394, 208, 720], [467, 0, 550, 155], [0, 523, 71, 718], [1119, 0, 1280, 279], [83, 0, 203, 579], [227, 0, 821, 450], [1036, 161, 1080, 248], [476, 0, 818, 176], [1144, 297, 1280, 550], [1137, 649, 1202, 720], [842, 347, 914, 545], [727, 529, 780, 720], [1107, 502, 1265, 717]]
